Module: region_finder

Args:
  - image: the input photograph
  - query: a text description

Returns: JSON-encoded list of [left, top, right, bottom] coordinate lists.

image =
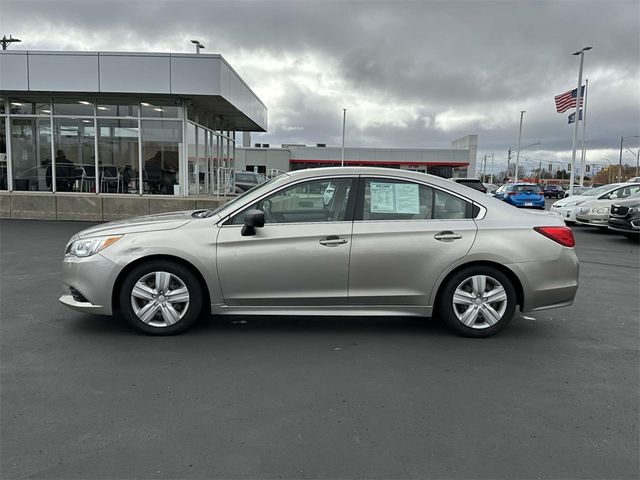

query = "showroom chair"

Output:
[[80, 165, 97, 192], [100, 166, 121, 194]]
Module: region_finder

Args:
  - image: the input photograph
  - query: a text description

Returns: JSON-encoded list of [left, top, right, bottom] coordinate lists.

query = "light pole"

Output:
[[618, 136, 639, 180], [569, 46, 592, 196], [626, 147, 640, 177], [190, 39, 205, 53], [341, 108, 347, 167], [515, 110, 525, 182]]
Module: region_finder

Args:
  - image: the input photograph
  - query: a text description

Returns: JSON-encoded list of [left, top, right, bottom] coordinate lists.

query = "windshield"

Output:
[[202, 175, 285, 218], [581, 185, 618, 196], [513, 185, 541, 193]]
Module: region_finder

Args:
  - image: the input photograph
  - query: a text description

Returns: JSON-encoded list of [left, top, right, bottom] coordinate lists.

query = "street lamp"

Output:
[[568, 46, 592, 196], [190, 39, 205, 53], [618, 135, 639, 181], [626, 148, 640, 177]]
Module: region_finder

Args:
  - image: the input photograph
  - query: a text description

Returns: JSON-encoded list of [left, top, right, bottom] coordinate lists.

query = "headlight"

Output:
[[594, 207, 609, 214], [629, 207, 637, 214], [67, 235, 122, 257]]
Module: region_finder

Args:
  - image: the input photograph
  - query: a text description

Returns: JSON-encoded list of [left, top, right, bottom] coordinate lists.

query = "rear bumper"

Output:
[[509, 247, 579, 312]]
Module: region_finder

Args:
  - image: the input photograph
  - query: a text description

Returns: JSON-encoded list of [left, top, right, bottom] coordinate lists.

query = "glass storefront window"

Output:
[[197, 127, 207, 194], [187, 122, 197, 195], [141, 120, 182, 195], [97, 119, 139, 194], [141, 100, 181, 119], [10, 118, 52, 191], [97, 102, 139, 117], [53, 99, 95, 116], [0, 117, 7, 190], [54, 118, 96, 192], [9, 98, 51, 115]]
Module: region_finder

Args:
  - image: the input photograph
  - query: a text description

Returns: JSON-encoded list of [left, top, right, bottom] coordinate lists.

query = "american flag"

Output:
[[554, 86, 585, 113]]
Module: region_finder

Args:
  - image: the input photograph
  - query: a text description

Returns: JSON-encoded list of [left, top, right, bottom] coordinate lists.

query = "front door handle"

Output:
[[434, 231, 463, 242], [319, 236, 348, 246]]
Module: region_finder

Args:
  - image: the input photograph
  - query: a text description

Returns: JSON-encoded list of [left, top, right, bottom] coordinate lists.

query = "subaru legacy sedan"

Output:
[[60, 167, 579, 338]]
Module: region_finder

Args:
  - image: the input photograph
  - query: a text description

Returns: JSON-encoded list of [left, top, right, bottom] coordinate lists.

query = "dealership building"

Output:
[[0, 49, 477, 220], [236, 135, 478, 178]]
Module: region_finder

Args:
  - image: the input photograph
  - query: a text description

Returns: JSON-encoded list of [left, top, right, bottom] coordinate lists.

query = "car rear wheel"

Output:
[[119, 260, 203, 335], [439, 266, 516, 338]]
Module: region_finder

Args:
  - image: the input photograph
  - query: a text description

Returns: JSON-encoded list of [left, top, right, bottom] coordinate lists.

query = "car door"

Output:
[[216, 177, 357, 306], [348, 177, 478, 306]]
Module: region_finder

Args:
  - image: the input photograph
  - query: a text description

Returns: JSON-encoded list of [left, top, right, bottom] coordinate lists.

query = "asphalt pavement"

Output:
[[1, 216, 638, 479]]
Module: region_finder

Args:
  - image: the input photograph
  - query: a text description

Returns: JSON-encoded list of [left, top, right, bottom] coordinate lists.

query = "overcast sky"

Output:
[[1, 0, 639, 172]]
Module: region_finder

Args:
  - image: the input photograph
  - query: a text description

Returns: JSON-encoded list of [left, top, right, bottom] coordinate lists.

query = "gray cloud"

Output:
[[1, 0, 639, 171]]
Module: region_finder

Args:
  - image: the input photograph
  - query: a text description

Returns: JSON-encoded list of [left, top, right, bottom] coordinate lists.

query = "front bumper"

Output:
[[575, 213, 608, 227], [608, 216, 640, 234], [550, 205, 578, 222], [59, 253, 121, 316]]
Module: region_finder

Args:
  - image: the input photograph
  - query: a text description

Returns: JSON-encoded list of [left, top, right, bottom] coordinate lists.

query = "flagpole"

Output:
[[579, 78, 589, 187], [569, 47, 592, 197]]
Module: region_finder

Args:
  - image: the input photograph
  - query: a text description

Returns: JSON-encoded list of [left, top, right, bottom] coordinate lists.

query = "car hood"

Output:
[[612, 197, 640, 207], [76, 210, 196, 238], [578, 198, 621, 209], [554, 194, 593, 207]]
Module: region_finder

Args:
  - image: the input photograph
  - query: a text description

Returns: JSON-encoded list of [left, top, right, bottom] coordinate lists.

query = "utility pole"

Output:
[[482, 154, 487, 181], [490, 153, 494, 184], [1, 35, 21, 50], [515, 111, 525, 182], [618, 136, 624, 182], [506, 148, 512, 180]]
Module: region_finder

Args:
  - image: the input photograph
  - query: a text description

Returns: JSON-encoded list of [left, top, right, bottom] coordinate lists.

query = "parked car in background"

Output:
[[59, 167, 578, 338], [550, 183, 637, 224], [235, 171, 265, 192], [494, 183, 545, 209], [575, 187, 640, 229], [626, 177, 640, 183], [608, 193, 640, 240], [543, 184, 564, 198], [449, 178, 487, 194], [564, 185, 592, 197], [483, 183, 499, 195]]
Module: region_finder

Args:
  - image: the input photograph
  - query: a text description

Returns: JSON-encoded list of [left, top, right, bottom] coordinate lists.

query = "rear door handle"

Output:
[[434, 231, 463, 242], [319, 235, 348, 246]]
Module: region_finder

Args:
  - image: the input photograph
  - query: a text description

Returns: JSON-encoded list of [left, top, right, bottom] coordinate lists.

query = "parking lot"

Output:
[[1, 216, 638, 479]]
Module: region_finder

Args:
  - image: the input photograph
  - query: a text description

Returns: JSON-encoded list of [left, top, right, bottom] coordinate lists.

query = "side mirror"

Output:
[[241, 209, 265, 236]]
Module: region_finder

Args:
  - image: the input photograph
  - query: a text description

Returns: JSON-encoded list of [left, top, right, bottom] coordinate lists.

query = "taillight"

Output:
[[534, 226, 575, 247]]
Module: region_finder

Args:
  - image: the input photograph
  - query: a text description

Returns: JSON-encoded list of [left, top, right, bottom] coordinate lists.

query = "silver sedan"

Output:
[[60, 167, 579, 337]]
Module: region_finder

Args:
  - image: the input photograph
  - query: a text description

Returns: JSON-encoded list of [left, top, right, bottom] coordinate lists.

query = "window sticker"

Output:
[[370, 182, 419, 214]]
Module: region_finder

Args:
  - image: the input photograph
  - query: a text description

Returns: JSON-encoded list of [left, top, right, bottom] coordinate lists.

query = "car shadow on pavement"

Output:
[[66, 311, 547, 340]]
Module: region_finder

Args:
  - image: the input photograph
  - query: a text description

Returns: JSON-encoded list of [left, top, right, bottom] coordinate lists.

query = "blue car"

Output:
[[494, 183, 545, 209]]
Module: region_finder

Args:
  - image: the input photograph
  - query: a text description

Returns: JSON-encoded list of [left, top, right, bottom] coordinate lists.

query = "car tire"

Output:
[[438, 266, 517, 338], [118, 260, 203, 335]]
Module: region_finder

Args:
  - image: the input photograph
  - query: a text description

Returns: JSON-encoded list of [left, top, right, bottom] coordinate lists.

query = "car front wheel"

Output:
[[119, 260, 203, 335], [438, 266, 517, 337]]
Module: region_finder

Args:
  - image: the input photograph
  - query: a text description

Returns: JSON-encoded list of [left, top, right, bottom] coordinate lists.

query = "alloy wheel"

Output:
[[130, 271, 190, 327], [452, 275, 508, 329]]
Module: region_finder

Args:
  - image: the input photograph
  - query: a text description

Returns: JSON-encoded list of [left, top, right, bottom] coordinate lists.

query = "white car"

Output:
[[575, 189, 640, 228], [550, 183, 640, 224]]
